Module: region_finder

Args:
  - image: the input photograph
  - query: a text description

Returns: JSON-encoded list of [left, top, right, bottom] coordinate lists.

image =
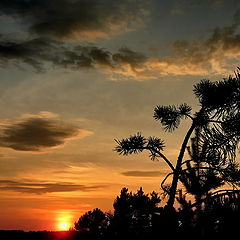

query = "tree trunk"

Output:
[[167, 123, 196, 208]]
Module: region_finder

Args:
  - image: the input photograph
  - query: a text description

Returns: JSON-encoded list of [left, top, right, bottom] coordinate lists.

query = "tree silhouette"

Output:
[[115, 70, 240, 208], [179, 130, 223, 210], [74, 208, 107, 235], [111, 187, 161, 236]]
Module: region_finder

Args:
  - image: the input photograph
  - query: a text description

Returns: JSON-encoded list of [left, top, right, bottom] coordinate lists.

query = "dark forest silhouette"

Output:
[[2, 71, 240, 239]]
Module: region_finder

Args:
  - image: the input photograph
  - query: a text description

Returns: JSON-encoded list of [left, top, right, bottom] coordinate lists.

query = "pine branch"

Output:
[[114, 133, 174, 171]]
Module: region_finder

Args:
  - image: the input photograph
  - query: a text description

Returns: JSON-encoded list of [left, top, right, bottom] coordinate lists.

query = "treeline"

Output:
[[73, 187, 240, 239]]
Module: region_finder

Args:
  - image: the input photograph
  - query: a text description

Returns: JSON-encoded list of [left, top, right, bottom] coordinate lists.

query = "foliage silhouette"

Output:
[[179, 130, 223, 209], [111, 187, 161, 236], [74, 208, 108, 236], [115, 70, 240, 208]]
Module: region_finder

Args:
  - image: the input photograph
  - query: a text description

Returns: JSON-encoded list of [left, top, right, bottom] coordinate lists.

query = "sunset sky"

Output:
[[0, 0, 240, 231]]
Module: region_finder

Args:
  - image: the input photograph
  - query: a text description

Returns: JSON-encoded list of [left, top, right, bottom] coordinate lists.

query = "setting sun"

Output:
[[56, 212, 73, 231], [58, 222, 70, 231]]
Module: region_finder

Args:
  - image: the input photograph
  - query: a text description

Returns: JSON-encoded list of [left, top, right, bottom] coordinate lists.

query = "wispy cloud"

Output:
[[121, 170, 165, 177], [0, 113, 93, 151], [0, 179, 105, 194]]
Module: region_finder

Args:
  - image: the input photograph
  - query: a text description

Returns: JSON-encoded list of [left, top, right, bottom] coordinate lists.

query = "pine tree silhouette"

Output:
[[115, 70, 240, 208]]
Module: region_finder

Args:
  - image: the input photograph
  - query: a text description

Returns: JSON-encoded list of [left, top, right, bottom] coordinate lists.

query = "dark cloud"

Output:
[[113, 47, 147, 69], [0, 0, 150, 75], [0, 37, 148, 72], [0, 0, 149, 40], [0, 180, 104, 194], [0, 38, 59, 70], [121, 170, 164, 177], [0, 118, 82, 151]]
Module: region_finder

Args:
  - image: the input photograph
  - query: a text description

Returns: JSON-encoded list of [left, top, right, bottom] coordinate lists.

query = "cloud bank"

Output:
[[0, 1, 240, 78], [0, 0, 150, 78]]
